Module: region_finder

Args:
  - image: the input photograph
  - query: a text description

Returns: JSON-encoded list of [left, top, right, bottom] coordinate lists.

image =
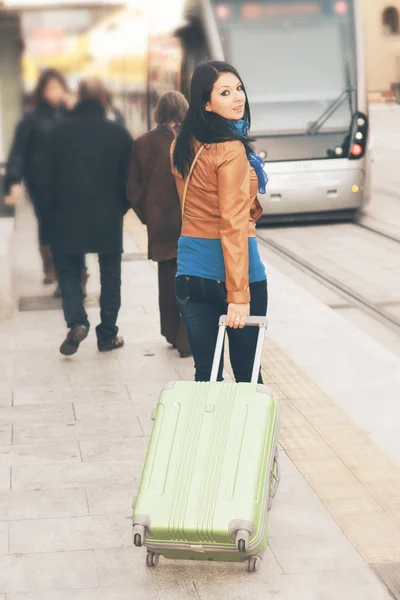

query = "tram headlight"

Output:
[[355, 132, 363, 140], [357, 117, 365, 127], [350, 144, 363, 157], [335, 146, 343, 155], [352, 185, 359, 193], [258, 150, 267, 160]]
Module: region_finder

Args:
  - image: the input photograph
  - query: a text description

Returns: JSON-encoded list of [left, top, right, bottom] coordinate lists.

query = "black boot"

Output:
[[60, 325, 89, 356]]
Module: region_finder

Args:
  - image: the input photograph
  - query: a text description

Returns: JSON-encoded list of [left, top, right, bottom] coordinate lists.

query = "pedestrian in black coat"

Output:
[[46, 76, 133, 356], [4, 68, 70, 284]]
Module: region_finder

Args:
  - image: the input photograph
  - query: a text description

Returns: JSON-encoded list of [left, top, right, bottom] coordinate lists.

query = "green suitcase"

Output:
[[132, 316, 280, 572]]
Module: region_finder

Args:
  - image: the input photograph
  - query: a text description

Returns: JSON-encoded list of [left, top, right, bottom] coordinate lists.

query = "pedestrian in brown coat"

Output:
[[127, 91, 191, 357]]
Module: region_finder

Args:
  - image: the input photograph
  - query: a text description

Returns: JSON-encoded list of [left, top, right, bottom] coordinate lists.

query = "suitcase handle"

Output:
[[210, 315, 268, 383]]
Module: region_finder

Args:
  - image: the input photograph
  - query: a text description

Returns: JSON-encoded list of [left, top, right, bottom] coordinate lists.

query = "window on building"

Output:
[[383, 6, 400, 35]]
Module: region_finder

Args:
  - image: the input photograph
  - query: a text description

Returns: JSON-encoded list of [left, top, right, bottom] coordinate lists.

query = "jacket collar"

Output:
[[73, 99, 105, 118], [36, 100, 67, 115]]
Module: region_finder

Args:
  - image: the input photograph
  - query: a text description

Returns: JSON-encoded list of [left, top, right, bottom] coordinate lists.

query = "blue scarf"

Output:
[[227, 119, 268, 194]]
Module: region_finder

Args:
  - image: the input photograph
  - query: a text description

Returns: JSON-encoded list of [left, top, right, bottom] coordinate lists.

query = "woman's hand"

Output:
[[4, 184, 22, 206], [227, 302, 250, 329]]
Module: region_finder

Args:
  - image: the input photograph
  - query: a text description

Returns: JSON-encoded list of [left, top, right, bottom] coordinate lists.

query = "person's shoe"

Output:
[[60, 325, 89, 356], [179, 350, 192, 359], [98, 335, 124, 352]]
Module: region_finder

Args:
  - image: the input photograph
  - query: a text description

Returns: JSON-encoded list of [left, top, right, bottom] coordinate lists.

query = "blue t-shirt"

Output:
[[177, 236, 266, 283]]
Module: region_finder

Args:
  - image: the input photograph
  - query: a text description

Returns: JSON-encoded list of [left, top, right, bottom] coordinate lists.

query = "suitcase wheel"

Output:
[[132, 524, 146, 547], [247, 556, 261, 573], [146, 551, 160, 568], [236, 529, 250, 553]]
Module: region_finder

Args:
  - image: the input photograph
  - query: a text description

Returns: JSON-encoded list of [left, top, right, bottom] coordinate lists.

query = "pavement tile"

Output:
[[0, 426, 12, 445], [137, 415, 154, 437], [0, 550, 98, 593], [269, 492, 341, 537], [268, 533, 365, 574], [0, 389, 12, 407], [6, 589, 155, 600], [0, 522, 8, 554], [0, 404, 74, 424], [126, 381, 166, 406], [194, 568, 391, 600], [86, 483, 138, 517], [13, 418, 142, 444], [11, 463, 136, 492], [0, 469, 10, 493], [324, 496, 383, 516], [80, 437, 149, 464], [369, 431, 400, 467], [9, 516, 131, 554], [13, 385, 131, 406], [0, 442, 81, 466], [76, 393, 157, 417], [73, 404, 150, 426], [0, 488, 89, 520], [94, 546, 156, 588], [335, 512, 400, 562]]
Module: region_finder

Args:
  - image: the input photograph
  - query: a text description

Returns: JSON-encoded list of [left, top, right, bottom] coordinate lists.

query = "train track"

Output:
[[257, 227, 400, 335], [355, 217, 400, 245]]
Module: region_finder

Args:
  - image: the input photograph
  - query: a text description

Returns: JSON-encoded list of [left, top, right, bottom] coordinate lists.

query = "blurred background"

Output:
[[0, 0, 398, 220], [1, 0, 400, 355]]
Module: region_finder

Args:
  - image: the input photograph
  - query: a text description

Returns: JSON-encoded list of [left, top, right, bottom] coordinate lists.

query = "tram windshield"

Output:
[[212, 0, 358, 136]]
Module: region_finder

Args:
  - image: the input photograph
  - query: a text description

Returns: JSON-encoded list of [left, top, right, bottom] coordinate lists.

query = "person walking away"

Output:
[[127, 91, 191, 358], [171, 61, 269, 382], [46, 76, 133, 356], [3, 68, 70, 285]]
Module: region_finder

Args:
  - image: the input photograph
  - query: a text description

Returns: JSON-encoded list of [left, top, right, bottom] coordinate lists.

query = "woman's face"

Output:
[[43, 78, 66, 106], [205, 71, 246, 120]]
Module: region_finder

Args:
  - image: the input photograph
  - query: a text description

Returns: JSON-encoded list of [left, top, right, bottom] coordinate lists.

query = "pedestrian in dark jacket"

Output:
[[47, 76, 133, 356], [4, 68, 70, 284], [127, 91, 191, 357]]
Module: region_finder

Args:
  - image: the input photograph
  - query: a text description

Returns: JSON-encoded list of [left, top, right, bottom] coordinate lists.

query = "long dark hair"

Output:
[[32, 68, 69, 106], [173, 61, 254, 177]]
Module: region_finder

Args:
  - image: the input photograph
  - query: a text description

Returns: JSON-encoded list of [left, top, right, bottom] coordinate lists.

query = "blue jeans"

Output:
[[176, 276, 268, 382]]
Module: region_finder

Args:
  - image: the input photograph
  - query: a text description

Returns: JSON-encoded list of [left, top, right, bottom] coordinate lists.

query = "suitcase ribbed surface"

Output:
[[167, 382, 237, 542]]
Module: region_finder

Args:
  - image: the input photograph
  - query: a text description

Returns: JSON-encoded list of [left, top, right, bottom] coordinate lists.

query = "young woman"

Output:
[[4, 68, 70, 285], [128, 91, 191, 357], [172, 61, 268, 382]]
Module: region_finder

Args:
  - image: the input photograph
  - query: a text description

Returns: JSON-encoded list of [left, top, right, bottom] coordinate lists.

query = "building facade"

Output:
[[361, 0, 400, 97]]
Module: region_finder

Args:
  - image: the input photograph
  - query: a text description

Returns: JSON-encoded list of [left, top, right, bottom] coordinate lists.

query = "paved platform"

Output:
[[0, 200, 399, 599]]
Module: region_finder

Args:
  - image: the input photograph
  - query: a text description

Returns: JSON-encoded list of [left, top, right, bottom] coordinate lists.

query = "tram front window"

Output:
[[212, 0, 357, 138]]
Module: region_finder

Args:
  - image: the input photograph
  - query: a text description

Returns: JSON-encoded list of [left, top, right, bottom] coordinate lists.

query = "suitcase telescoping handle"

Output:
[[210, 315, 268, 384]]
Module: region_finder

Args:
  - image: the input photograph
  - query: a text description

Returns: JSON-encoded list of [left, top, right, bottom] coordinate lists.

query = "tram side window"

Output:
[[383, 6, 400, 35]]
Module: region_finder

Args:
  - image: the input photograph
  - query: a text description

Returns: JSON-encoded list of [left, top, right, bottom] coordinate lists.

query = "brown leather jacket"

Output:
[[171, 139, 263, 304]]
